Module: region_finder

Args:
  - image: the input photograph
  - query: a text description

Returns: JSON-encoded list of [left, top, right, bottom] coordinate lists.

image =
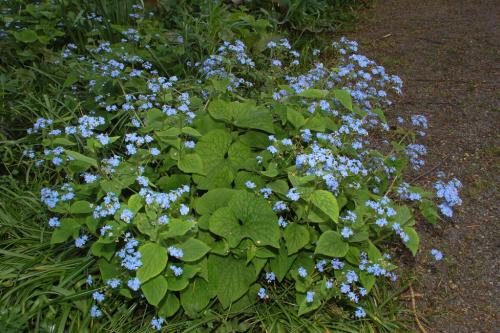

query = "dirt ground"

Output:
[[344, 0, 499, 332]]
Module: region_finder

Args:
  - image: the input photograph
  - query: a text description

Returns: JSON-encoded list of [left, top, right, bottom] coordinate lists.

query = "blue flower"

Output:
[[179, 204, 189, 215], [286, 188, 300, 201], [90, 305, 102, 318], [127, 277, 141, 291], [151, 317, 164, 331], [75, 235, 89, 248], [48, 217, 60, 228], [92, 291, 105, 303], [341, 227, 353, 239], [120, 209, 134, 223], [265, 272, 276, 283], [168, 246, 184, 259], [277, 216, 288, 228], [431, 249, 443, 261], [106, 278, 121, 288], [306, 291, 315, 303], [355, 307, 366, 318], [245, 181, 256, 189], [170, 265, 183, 276], [260, 188, 272, 198], [258, 287, 267, 299], [298, 267, 307, 278]]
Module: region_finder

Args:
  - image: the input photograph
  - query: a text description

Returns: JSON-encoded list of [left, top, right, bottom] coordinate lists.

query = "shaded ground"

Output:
[[344, 0, 499, 332]]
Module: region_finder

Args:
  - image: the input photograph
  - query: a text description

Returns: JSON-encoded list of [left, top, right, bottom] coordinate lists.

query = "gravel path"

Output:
[[345, 1, 499, 332]]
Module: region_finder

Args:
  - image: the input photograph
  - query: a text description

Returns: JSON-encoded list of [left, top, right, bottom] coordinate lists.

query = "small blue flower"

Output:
[[168, 246, 184, 259], [150, 147, 160, 156], [431, 249, 444, 261], [265, 272, 276, 283], [179, 204, 189, 215], [298, 267, 307, 278], [90, 305, 102, 318], [305, 291, 315, 303], [286, 188, 300, 201], [106, 278, 121, 288], [170, 265, 183, 276], [48, 217, 60, 228], [151, 316, 164, 331], [245, 181, 256, 189], [127, 277, 141, 291], [355, 307, 366, 318], [341, 227, 353, 239], [120, 209, 134, 223], [257, 287, 267, 299], [92, 291, 105, 303], [75, 235, 89, 248]]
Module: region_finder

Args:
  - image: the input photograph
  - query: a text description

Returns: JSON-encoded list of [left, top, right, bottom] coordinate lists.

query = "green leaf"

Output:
[[298, 292, 321, 316], [50, 218, 80, 244], [195, 188, 235, 215], [270, 245, 297, 282], [178, 154, 205, 174], [128, 194, 143, 213], [159, 219, 195, 239], [209, 191, 280, 248], [180, 278, 211, 315], [298, 89, 329, 98], [70, 201, 93, 214], [66, 150, 97, 168], [284, 223, 309, 255], [208, 255, 255, 308], [403, 226, 419, 256], [141, 275, 168, 306], [207, 99, 233, 122], [419, 199, 438, 225], [137, 243, 168, 283], [287, 108, 305, 129], [233, 102, 275, 134], [14, 29, 38, 43], [309, 190, 339, 222], [193, 130, 234, 189], [334, 89, 353, 111], [208, 100, 275, 133], [91, 241, 115, 261], [159, 294, 180, 318], [315, 231, 349, 257], [178, 239, 210, 262]]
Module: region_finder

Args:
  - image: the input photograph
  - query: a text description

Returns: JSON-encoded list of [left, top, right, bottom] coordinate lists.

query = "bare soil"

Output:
[[344, 0, 500, 332]]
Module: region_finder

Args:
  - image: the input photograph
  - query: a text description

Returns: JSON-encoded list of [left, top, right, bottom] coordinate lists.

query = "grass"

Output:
[[0, 0, 419, 331]]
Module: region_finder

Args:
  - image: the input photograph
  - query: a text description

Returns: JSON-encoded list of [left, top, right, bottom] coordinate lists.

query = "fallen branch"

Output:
[[410, 284, 429, 333]]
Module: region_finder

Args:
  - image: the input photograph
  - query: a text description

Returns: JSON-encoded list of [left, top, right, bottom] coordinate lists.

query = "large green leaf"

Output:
[[180, 278, 211, 315], [284, 223, 310, 255], [193, 130, 236, 189], [141, 275, 168, 306], [209, 191, 280, 248], [208, 255, 255, 308], [208, 100, 275, 133], [309, 190, 339, 222], [403, 226, 419, 256], [66, 150, 98, 168], [14, 29, 38, 43], [178, 153, 205, 174], [178, 239, 211, 262], [137, 243, 168, 283], [334, 89, 353, 111], [195, 188, 236, 215], [315, 231, 349, 257]]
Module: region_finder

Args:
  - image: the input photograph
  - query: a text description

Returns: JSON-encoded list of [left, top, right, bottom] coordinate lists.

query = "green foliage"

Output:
[[0, 0, 431, 331]]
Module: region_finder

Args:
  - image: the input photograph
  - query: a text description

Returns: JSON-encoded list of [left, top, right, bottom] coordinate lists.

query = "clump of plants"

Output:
[[3, 1, 462, 331]]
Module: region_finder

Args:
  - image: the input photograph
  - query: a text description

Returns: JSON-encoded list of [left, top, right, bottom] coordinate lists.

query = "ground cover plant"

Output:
[[0, 1, 462, 332]]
